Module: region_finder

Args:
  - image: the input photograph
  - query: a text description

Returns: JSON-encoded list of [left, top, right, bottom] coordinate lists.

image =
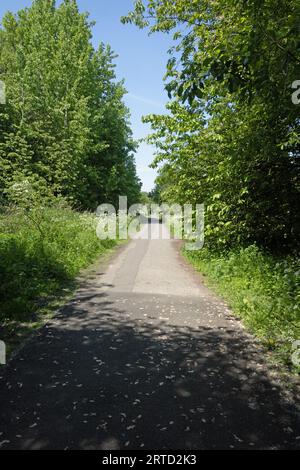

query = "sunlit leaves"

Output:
[[0, 0, 141, 209], [125, 0, 299, 253]]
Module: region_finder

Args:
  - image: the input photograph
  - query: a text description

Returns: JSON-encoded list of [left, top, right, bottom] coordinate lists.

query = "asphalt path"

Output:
[[0, 223, 299, 449]]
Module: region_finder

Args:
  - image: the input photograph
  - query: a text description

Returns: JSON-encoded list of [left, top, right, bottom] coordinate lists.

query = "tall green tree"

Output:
[[123, 0, 300, 252], [0, 0, 141, 208]]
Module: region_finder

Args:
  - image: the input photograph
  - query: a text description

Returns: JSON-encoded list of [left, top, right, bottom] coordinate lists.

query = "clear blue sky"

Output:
[[0, 0, 172, 191]]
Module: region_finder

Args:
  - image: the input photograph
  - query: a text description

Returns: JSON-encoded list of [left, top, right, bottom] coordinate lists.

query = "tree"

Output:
[[0, 0, 141, 209], [123, 0, 300, 252]]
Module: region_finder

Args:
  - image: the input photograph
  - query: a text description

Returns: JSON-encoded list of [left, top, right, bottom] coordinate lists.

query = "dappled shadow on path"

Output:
[[0, 289, 299, 450]]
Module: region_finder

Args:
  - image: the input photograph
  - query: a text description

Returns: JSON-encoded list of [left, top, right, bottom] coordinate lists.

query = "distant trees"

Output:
[[0, 0, 141, 209], [123, 0, 300, 253], [148, 183, 162, 205]]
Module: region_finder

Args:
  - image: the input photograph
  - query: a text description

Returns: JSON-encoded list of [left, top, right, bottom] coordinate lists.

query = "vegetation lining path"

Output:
[[0, 225, 299, 450]]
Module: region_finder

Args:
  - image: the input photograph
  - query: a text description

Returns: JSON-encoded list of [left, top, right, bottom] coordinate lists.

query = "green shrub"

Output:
[[0, 206, 117, 322]]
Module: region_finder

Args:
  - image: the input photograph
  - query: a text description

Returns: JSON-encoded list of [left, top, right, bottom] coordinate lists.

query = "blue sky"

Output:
[[0, 0, 172, 191]]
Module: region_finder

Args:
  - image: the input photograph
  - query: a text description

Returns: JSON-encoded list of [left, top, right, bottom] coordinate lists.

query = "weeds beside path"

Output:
[[0, 206, 121, 359], [184, 246, 300, 373]]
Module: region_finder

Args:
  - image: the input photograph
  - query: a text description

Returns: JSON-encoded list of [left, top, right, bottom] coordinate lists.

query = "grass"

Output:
[[0, 205, 120, 359], [183, 245, 300, 371]]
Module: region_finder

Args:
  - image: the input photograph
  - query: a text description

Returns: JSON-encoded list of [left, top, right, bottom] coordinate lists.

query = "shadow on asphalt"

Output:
[[0, 288, 299, 450]]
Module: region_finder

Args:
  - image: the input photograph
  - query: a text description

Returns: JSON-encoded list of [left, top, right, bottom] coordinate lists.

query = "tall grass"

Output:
[[0, 206, 118, 354], [184, 246, 300, 370]]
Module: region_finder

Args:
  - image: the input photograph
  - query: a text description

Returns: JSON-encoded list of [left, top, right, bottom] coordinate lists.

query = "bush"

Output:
[[0, 206, 117, 322]]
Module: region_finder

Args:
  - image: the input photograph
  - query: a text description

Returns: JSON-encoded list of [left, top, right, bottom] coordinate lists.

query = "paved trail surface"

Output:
[[0, 224, 299, 449]]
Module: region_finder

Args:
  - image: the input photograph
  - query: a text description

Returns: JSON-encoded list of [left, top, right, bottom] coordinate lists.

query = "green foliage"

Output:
[[184, 246, 300, 369], [4, 174, 57, 209], [124, 0, 300, 367], [0, 0, 141, 209], [0, 205, 117, 323], [125, 0, 300, 253], [148, 183, 163, 204], [139, 191, 152, 205], [0, 1, 141, 357]]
